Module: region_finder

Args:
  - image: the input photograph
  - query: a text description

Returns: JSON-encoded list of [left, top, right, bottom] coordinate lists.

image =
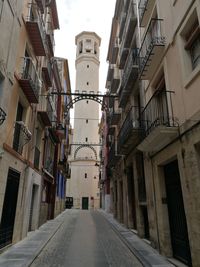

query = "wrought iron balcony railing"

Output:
[[118, 106, 142, 154], [108, 142, 121, 167], [17, 57, 41, 103], [0, 107, 6, 125], [140, 90, 177, 136], [35, 0, 45, 14], [119, 49, 139, 107], [13, 121, 32, 154], [42, 60, 52, 87], [26, 3, 46, 56], [139, 0, 155, 27], [139, 19, 165, 80], [38, 95, 53, 126]]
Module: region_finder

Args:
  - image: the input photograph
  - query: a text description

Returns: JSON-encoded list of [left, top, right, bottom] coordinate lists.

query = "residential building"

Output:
[[0, 0, 71, 250], [102, 0, 200, 266], [66, 31, 101, 210]]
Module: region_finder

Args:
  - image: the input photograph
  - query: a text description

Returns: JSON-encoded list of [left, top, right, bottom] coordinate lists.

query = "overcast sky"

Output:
[[54, 0, 116, 93]]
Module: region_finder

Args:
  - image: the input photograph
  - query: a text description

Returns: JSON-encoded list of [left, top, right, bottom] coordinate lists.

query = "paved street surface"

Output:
[[30, 209, 142, 267], [0, 209, 175, 267]]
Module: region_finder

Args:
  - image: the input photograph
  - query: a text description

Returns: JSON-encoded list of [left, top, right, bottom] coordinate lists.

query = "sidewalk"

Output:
[[0, 210, 68, 267], [100, 209, 175, 267]]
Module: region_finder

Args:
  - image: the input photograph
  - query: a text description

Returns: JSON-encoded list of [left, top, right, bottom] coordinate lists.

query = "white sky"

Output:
[[54, 0, 116, 93]]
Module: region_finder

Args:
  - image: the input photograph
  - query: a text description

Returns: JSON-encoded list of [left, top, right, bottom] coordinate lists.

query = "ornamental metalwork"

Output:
[[0, 107, 6, 125], [74, 144, 97, 160]]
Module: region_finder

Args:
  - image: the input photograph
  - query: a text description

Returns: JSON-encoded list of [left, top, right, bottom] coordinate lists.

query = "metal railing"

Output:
[[19, 57, 41, 100], [118, 106, 141, 146], [38, 95, 53, 121], [34, 146, 40, 169], [141, 90, 177, 136], [0, 107, 6, 125], [121, 48, 139, 90], [139, 19, 165, 73], [26, 3, 46, 45], [138, 0, 149, 23], [13, 121, 32, 154]]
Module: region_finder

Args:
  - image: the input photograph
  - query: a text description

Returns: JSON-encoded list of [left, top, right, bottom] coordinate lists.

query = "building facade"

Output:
[[66, 31, 101, 210], [102, 0, 200, 266], [0, 0, 71, 250]]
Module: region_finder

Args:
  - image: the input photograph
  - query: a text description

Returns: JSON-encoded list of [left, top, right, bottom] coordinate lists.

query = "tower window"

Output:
[[87, 65, 89, 68], [85, 137, 88, 142], [79, 41, 83, 54], [87, 82, 89, 85], [86, 100, 89, 104], [85, 173, 87, 178], [86, 119, 88, 123]]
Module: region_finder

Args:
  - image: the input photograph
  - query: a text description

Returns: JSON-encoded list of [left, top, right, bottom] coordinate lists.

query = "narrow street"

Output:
[[30, 210, 142, 267]]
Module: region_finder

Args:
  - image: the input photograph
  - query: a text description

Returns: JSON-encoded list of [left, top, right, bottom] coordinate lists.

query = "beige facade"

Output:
[[0, 0, 70, 250], [103, 0, 200, 266], [67, 32, 101, 210]]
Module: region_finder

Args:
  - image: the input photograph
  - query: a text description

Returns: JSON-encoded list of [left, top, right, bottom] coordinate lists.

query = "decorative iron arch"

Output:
[[64, 94, 108, 116], [74, 144, 97, 160]]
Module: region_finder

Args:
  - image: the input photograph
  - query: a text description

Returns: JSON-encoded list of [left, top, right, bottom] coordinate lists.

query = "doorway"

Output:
[[0, 169, 20, 248], [164, 160, 192, 266], [82, 197, 89, 210]]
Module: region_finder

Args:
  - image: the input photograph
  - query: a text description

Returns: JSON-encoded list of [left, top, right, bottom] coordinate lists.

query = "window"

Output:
[[13, 102, 24, 154], [79, 41, 83, 54], [184, 20, 200, 70], [87, 65, 89, 68], [85, 137, 88, 142], [85, 173, 87, 178], [87, 82, 89, 85], [94, 42, 97, 54], [86, 119, 88, 123], [86, 100, 89, 104]]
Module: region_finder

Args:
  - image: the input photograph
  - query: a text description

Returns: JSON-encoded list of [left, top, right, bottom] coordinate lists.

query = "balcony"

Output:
[[34, 146, 40, 169], [17, 57, 40, 103], [37, 96, 53, 126], [123, 2, 137, 49], [139, 19, 165, 80], [110, 66, 120, 94], [13, 121, 32, 154], [119, 47, 129, 69], [119, 49, 139, 108], [46, 33, 55, 57], [118, 106, 142, 155], [119, 12, 127, 41], [0, 107, 6, 125], [110, 37, 119, 64], [25, 4, 46, 56], [139, 0, 155, 27], [35, 0, 45, 14], [108, 142, 121, 168], [42, 60, 52, 87], [109, 98, 121, 125], [137, 90, 179, 153]]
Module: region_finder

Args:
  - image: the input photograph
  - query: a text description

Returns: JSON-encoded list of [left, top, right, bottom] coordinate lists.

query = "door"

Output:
[[0, 169, 20, 248], [164, 160, 192, 266], [28, 185, 37, 231], [127, 166, 137, 229], [82, 197, 89, 210]]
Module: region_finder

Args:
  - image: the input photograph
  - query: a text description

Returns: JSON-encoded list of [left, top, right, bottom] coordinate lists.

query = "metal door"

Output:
[[164, 160, 192, 266], [82, 197, 89, 210], [0, 169, 20, 248]]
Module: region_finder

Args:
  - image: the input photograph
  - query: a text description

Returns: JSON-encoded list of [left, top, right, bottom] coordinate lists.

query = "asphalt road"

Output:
[[30, 209, 143, 267]]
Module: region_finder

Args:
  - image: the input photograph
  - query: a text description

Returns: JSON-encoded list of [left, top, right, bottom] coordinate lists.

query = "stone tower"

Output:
[[66, 31, 101, 210]]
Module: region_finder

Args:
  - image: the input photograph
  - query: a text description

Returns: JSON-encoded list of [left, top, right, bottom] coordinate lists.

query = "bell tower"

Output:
[[67, 32, 101, 210]]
